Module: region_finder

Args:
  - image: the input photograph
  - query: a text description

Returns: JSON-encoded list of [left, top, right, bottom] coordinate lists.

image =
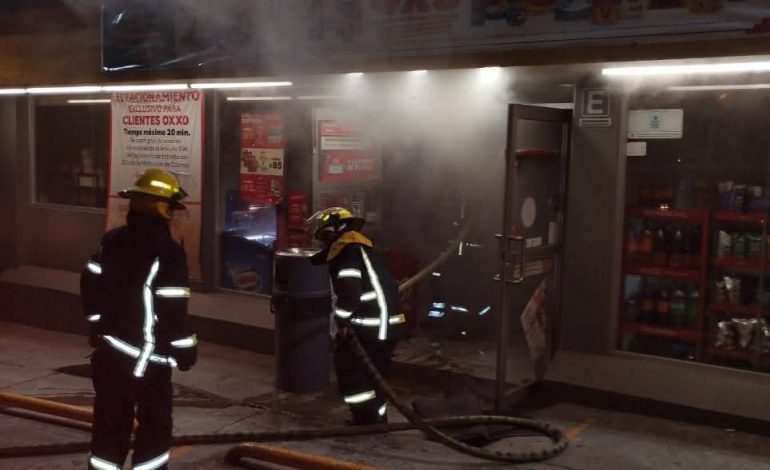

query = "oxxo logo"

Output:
[[377, 0, 461, 15]]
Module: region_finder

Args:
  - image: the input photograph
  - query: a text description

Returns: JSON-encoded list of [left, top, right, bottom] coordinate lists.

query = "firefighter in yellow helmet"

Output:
[[81, 168, 196, 470], [305, 207, 405, 425]]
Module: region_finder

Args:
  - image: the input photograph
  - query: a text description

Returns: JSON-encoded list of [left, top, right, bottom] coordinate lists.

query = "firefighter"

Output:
[[81, 168, 197, 470], [305, 207, 405, 425]]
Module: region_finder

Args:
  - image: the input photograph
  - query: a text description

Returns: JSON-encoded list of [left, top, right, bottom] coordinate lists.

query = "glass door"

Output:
[[496, 105, 571, 411]]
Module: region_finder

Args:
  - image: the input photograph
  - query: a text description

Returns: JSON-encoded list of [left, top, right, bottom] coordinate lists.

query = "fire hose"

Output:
[[0, 218, 568, 464]]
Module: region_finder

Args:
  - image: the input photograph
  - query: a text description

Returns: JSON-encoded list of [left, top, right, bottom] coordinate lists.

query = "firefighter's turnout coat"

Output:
[[324, 231, 404, 424], [80, 212, 196, 470], [327, 231, 405, 342]]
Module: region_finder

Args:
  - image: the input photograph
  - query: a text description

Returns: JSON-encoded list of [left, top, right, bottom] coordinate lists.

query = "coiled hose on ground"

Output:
[[0, 218, 568, 464]]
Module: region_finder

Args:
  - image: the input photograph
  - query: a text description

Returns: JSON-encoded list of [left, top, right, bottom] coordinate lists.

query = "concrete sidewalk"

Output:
[[1, 322, 769, 470]]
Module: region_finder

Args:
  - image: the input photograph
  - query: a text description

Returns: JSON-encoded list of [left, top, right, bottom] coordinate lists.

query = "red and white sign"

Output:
[[520, 280, 548, 379], [319, 120, 376, 183], [287, 192, 310, 230], [108, 90, 204, 281], [240, 113, 285, 203]]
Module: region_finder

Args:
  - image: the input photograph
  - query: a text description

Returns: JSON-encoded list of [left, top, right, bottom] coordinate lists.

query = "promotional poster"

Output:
[[240, 113, 285, 204], [108, 90, 204, 281]]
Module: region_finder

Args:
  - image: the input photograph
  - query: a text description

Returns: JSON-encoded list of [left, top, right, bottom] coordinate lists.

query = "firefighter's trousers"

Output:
[[334, 337, 396, 424], [88, 346, 172, 470]]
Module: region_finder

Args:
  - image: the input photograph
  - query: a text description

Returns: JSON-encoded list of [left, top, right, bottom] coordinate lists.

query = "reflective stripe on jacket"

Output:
[[80, 213, 197, 377], [329, 235, 405, 342]]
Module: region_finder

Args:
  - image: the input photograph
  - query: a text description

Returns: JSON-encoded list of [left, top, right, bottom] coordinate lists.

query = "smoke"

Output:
[[290, 66, 572, 287]]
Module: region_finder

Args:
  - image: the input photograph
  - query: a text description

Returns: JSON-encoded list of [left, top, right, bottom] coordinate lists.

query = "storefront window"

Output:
[[218, 97, 315, 295], [34, 96, 109, 208], [620, 86, 770, 373]]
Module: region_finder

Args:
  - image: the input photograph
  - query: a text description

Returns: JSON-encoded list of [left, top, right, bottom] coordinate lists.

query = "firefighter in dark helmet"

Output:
[[81, 168, 197, 470], [305, 207, 405, 425]]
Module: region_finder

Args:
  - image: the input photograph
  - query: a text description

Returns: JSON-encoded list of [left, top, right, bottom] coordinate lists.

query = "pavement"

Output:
[[1, 322, 769, 470]]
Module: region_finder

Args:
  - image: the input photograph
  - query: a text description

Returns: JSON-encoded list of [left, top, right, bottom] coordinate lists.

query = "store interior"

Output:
[[213, 66, 576, 386], [619, 72, 770, 373]]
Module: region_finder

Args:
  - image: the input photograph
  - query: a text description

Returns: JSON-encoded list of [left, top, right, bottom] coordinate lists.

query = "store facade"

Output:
[[1, 1, 770, 418]]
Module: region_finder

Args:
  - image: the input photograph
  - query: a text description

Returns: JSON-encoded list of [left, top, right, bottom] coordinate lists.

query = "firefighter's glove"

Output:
[[174, 347, 197, 372]]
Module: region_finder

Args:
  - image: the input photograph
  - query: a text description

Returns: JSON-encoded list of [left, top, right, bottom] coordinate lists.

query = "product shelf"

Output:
[[626, 207, 708, 222], [624, 264, 701, 282], [712, 211, 765, 224], [620, 322, 700, 343], [711, 257, 767, 270], [709, 303, 770, 317], [708, 346, 768, 363]]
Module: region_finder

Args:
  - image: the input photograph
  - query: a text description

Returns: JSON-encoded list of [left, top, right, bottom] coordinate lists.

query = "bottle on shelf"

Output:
[[670, 287, 687, 327], [668, 226, 689, 268], [640, 284, 656, 324], [686, 225, 701, 269], [651, 225, 669, 267], [687, 288, 699, 329], [626, 228, 640, 264], [625, 296, 639, 322], [638, 226, 653, 265], [656, 287, 670, 326]]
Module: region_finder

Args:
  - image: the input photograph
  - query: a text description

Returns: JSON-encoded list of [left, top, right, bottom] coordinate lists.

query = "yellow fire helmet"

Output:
[[119, 168, 188, 209], [304, 207, 365, 241]]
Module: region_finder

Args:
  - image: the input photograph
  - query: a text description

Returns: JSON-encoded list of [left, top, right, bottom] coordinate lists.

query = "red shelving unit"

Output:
[[708, 302, 767, 317], [620, 322, 700, 343], [711, 257, 765, 269], [624, 265, 701, 281], [709, 347, 770, 365], [620, 207, 709, 360], [712, 211, 765, 224], [626, 207, 708, 222]]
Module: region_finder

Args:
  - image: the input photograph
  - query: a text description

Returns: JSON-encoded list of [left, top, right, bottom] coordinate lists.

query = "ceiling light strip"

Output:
[[67, 99, 112, 104], [603, 61, 770, 77], [102, 84, 188, 92], [191, 81, 293, 89], [669, 84, 770, 91], [8, 80, 294, 95], [296, 95, 343, 100], [27, 85, 102, 94], [225, 96, 293, 101]]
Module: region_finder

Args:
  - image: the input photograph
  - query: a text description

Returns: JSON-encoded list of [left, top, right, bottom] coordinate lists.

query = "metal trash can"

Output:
[[272, 249, 331, 393]]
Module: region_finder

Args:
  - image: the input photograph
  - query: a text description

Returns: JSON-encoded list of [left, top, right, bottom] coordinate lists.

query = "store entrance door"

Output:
[[495, 105, 571, 411]]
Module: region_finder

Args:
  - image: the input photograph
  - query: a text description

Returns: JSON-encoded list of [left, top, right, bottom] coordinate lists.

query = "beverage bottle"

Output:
[[670, 288, 687, 327], [686, 288, 699, 328], [638, 227, 653, 265], [651, 226, 669, 266], [626, 228, 640, 263], [640, 285, 655, 323], [687, 225, 701, 269], [625, 297, 639, 322], [668, 227, 688, 268], [656, 287, 670, 326]]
